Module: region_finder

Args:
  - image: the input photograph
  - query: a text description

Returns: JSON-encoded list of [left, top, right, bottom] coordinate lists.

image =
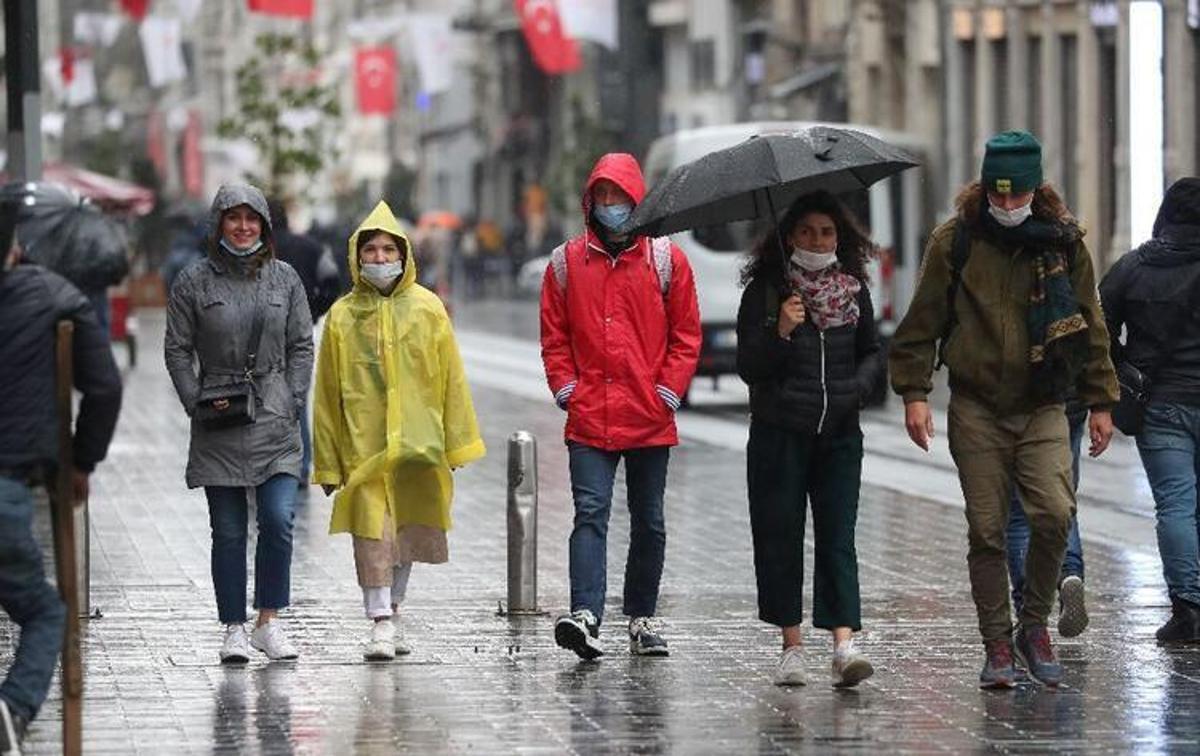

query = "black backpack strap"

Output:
[[935, 220, 971, 370]]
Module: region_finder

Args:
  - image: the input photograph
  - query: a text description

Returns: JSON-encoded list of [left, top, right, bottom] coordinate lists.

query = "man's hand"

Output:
[[1088, 410, 1114, 457], [905, 401, 935, 451], [71, 469, 90, 506], [777, 295, 806, 339], [321, 484, 336, 496]]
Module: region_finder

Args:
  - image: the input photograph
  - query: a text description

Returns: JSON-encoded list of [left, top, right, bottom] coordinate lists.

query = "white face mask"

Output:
[[790, 246, 837, 272], [219, 237, 264, 257], [361, 261, 405, 292], [988, 200, 1033, 228]]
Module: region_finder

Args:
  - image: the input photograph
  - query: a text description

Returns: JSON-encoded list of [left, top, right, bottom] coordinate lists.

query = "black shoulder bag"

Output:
[[1112, 268, 1200, 436], [194, 283, 267, 430]]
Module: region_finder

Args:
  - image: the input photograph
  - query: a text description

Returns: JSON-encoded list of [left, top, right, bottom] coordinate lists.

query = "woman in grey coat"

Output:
[[165, 184, 313, 664]]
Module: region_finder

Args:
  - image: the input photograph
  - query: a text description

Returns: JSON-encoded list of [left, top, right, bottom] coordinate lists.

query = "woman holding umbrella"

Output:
[[736, 190, 882, 688]]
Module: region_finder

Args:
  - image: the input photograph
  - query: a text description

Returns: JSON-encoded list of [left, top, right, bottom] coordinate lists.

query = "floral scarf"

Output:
[[787, 260, 861, 331]]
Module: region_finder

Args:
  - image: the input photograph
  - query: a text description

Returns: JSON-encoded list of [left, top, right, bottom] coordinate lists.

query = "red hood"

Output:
[[581, 153, 647, 221]]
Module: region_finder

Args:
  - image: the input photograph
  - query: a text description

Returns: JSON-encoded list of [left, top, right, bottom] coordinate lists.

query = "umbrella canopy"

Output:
[[626, 125, 919, 238], [2, 181, 131, 291]]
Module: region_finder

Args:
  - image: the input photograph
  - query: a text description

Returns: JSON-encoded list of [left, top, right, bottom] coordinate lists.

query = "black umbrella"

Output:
[[1, 181, 130, 291], [626, 125, 919, 240]]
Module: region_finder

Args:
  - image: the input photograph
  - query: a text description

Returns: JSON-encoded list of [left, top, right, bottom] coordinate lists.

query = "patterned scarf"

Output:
[[982, 213, 1088, 402], [787, 260, 861, 331]]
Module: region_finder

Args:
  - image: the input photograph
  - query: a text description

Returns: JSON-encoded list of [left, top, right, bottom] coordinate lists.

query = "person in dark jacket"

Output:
[[1100, 177, 1200, 645], [736, 190, 882, 688], [267, 200, 340, 488], [0, 201, 122, 752]]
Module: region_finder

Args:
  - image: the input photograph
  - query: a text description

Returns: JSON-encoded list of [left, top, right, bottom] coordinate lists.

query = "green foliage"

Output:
[[216, 32, 341, 199]]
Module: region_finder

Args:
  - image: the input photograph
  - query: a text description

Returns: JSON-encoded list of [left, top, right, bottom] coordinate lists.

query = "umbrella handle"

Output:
[[763, 188, 794, 297]]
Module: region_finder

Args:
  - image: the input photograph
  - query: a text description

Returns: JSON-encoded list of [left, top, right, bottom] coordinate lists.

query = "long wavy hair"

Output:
[[740, 190, 873, 287]]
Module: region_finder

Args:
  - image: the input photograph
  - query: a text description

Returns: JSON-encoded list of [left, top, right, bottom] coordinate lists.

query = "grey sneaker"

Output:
[[0, 699, 26, 756], [831, 640, 874, 688], [628, 617, 669, 657], [773, 645, 807, 686], [1057, 575, 1089, 638], [554, 610, 604, 660]]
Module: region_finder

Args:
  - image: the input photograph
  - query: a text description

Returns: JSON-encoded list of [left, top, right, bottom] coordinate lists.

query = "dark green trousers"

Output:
[[746, 421, 864, 630]]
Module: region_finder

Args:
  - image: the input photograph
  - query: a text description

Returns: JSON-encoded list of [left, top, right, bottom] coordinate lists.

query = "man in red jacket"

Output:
[[540, 153, 701, 659]]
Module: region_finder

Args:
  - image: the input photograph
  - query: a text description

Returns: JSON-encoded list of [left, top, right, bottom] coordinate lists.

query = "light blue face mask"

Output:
[[593, 203, 633, 231], [219, 237, 264, 258]]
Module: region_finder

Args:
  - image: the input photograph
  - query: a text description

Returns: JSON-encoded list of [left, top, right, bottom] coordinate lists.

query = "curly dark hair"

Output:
[[740, 190, 873, 287]]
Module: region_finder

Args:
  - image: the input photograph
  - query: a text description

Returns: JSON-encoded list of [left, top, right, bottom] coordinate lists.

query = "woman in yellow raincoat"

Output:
[[312, 200, 485, 661]]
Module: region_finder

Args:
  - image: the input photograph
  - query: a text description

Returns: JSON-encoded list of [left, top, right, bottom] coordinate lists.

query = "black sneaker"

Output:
[[0, 698, 27, 756], [554, 610, 604, 660], [628, 617, 669, 657], [1057, 575, 1089, 638], [1157, 598, 1200, 645], [1014, 624, 1063, 687]]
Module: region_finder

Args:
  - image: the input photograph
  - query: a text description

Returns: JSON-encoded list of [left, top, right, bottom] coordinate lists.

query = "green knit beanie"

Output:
[[981, 130, 1043, 194]]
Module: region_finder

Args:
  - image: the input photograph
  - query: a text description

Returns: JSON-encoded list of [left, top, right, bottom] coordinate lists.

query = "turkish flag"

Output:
[[355, 47, 396, 115], [120, 0, 150, 20], [515, 0, 581, 75], [246, 0, 314, 19]]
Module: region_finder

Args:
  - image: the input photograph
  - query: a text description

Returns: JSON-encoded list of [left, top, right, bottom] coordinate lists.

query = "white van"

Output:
[[641, 121, 932, 403]]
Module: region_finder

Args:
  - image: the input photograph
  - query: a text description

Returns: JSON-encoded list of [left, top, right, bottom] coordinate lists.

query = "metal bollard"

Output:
[[504, 431, 542, 615]]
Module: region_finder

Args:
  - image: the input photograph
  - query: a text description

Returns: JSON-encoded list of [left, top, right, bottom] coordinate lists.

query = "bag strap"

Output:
[[935, 220, 971, 369], [244, 270, 268, 380]]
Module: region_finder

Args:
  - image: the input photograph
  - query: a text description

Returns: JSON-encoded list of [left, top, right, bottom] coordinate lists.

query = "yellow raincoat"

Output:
[[313, 201, 485, 540]]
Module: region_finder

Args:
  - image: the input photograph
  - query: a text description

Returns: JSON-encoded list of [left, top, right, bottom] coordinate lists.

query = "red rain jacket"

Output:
[[539, 153, 702, 450]]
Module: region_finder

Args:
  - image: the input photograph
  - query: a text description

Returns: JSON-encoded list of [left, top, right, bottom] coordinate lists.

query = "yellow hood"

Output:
[[347, 200, 417, 294]]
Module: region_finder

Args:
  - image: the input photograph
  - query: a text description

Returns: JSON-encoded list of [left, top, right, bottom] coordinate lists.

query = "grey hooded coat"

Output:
[[164, 184, 314, 488]]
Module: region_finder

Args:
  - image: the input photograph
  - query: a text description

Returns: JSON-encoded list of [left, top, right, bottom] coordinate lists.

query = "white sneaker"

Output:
[[393, 620, 412, 656], [250, 620, 300, 661], [364, 619, 396, 661], [219, 624, 250, 664], [831, 640, 874, 688], [774, 645, 807, 686]]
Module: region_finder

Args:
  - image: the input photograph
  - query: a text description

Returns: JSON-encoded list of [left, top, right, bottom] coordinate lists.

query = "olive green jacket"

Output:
[[889, 217, 1119, 416]]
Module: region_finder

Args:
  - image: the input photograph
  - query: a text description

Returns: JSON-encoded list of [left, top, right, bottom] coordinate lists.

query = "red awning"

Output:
[[41, 163, 156, 216]]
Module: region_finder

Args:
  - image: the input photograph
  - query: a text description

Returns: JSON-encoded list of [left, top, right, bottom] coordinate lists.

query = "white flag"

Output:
[[139, 16, 188, 88], [41, 54, 98, 107], [74, 12, 123, 47], [557, 0, 617, 50], [407, 14, 455, 94], [176, 0, 203, 24]]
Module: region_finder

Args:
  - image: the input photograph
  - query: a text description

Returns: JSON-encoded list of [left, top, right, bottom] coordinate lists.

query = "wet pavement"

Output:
[[3, 303, 1196, 754]]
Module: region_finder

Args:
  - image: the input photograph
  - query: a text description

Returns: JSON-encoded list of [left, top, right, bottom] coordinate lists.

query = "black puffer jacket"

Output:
[[0, 262, 122, 472], [1100, 222, 1200, 406], [737, 275, 882, 437]]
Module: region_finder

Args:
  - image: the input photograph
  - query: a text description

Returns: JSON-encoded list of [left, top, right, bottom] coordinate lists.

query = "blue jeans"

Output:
[[1137, 402, 1200, 607], [1006, 413, 1086, 611], [567, 443, 670, 624], [205, 474, 298, 624], [0, 477, 66, 722]]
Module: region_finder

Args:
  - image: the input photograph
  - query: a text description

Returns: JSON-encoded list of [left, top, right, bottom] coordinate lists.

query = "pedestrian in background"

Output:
[[267, 198, 341, 490], [889, 131, 1118, 688], [164, 184, 313, 664], [736, 191, 881, 688], [0, 200, 122, 753], [540, 153, 701, 660], [312, 200, 485, 662], [1099, 177, 1200, 645]]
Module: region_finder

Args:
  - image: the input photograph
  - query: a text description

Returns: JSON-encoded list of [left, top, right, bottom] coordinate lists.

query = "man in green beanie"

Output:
[[888, 130, 1118, 689]]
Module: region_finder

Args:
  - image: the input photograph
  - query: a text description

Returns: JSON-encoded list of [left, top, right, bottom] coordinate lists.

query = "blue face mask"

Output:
[[593, 203, 633, 231]]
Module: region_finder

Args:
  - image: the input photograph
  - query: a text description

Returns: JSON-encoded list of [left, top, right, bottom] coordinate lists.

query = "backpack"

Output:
[[550, 236, 673, 295]]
